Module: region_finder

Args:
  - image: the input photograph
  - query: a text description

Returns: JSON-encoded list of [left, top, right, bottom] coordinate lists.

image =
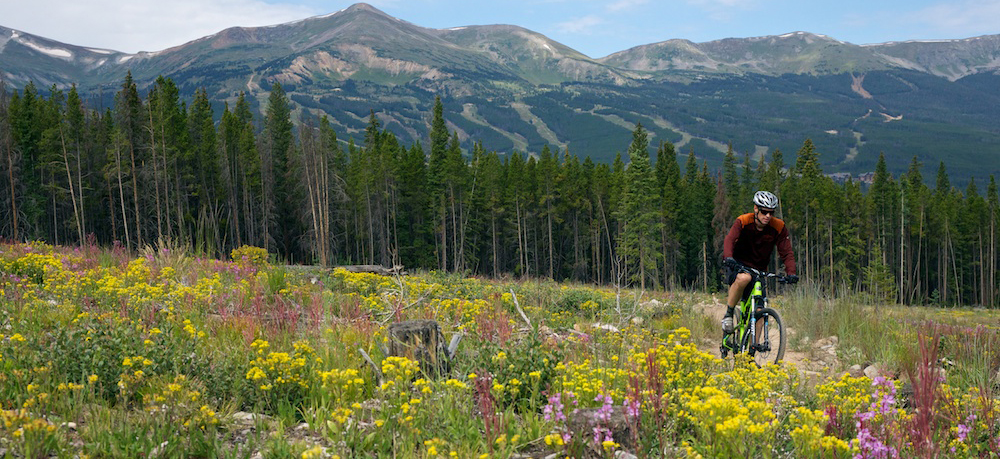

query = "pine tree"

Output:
[[864, 242, 898, 305], [932, 162, 958, 304], [0, 79, 16, 240], [507, 151, 529, 276], [677, 150, 715, 287], [9, 82, 45, 241], [397, 143, 432, 267], [262, 82, 297, 259], [219, 93, 263, 249], [959, 179, 988, 305], [869, 153, 897, 247], [654, 140, 680, 286], [901, 156, 928, 303], [188, 88, 220, 254], [38, 85, 67, 244], [619, 123, 660, 289], [785, 139, 825, 282], [722, 143, 740, 220], [561, 150, 590, 281], [832, 179, 867, 290], [740, 151, 755, 209], [590, 160, 613, 283], [986, 176, 998, 306], [445, 133, 467, 272], [113, 71, 145, 248], [428, 96, 450, 270], [762, 148, 784, 196], [476, 150, 505, 277], [538, 144, 559, 279], [64, 85, 86, 241]]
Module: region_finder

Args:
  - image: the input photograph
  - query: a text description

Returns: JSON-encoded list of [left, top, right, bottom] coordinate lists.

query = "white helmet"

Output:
[[753, 191, 779, 209]]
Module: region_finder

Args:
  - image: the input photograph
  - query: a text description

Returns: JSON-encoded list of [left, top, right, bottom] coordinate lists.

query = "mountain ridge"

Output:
[[5, 4, 999, 84], [2, 3, 999, 184]]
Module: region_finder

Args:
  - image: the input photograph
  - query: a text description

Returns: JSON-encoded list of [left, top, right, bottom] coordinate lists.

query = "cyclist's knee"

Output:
[[734, 272, 751, 285]]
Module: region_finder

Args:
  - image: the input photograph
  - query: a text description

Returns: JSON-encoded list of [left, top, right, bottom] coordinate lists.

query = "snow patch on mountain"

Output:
[[20, 39, 72, 58]]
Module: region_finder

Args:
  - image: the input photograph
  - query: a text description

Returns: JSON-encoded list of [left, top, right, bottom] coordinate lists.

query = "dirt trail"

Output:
[[692, 300, 842, 381]]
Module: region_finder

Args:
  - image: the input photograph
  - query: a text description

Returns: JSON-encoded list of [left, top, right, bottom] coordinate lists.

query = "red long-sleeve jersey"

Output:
[[723, 213, 796, 275]]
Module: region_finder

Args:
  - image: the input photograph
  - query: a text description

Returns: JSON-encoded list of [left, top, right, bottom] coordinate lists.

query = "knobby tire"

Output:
[[745, 307, 786, 367]]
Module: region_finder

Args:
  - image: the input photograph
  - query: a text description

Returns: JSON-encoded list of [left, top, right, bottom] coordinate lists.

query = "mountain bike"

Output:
[[720, 259, 794, 367]]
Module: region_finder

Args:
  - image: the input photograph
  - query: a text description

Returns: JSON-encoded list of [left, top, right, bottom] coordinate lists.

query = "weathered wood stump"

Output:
[[387, 319, 453, 377]]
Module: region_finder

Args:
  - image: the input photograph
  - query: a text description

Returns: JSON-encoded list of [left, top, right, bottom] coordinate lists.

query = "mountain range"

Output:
[[3, 3, 999, 183]]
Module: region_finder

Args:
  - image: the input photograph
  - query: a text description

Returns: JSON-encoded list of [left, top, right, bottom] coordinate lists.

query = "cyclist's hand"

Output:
[[786, 275, 799, 284], [724, 257, 738, 268]]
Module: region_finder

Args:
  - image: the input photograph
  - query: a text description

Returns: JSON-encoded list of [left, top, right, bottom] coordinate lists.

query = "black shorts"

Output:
[[724, 265, 737, 285]]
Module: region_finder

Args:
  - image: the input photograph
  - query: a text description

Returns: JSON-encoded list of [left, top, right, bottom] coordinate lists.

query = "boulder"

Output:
[[848, 364, 865, 377], [863, 363, 891, 379], [566, 405, 636, 450]]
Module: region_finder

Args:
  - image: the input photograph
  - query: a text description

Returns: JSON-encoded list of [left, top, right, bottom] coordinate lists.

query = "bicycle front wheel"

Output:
[[749, 307, 786, 367]]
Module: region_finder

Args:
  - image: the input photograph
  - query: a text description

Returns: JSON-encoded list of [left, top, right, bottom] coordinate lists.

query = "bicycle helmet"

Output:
[[753, 191, 779, 209]]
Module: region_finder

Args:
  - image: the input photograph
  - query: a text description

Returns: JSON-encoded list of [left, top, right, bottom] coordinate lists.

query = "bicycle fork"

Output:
[[749, 301, 772, 355]]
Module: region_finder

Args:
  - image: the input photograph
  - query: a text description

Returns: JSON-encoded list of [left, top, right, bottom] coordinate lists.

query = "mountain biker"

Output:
[[721, 191, 798, 335]]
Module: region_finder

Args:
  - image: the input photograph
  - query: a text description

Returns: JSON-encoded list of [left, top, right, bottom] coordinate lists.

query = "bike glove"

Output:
[[724, 257, 737, 267], [787, 275, 799, 284]]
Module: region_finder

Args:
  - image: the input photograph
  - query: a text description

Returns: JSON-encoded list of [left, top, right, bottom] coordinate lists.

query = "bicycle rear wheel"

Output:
[[748, 307, 786, 367]]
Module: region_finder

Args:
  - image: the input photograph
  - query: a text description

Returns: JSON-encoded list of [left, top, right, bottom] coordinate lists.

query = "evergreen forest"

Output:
[[1, 74, 998, 308]]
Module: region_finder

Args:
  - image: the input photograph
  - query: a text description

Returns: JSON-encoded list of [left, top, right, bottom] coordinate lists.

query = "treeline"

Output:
[[0, 74, 997, 307]]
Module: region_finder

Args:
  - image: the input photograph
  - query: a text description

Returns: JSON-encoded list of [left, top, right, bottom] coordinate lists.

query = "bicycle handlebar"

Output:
[[724, 258, 798, 284]]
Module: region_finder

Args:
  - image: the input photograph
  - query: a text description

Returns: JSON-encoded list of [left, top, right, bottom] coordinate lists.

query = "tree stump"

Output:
[[387, 319, 451, 377]]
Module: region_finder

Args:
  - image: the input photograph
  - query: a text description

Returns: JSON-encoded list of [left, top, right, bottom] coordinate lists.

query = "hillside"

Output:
[[2, 3, 999, 181]]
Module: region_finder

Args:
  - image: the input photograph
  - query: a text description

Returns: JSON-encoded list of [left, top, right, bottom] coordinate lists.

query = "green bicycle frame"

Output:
[[735, 279, 765, 342]]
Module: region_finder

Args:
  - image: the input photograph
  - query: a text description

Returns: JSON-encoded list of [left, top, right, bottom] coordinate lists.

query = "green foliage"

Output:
[[553, 288, 606, 314], [863, 243, 898, 304], [464, 332, 563, 412], [231, 245, 271, 268]]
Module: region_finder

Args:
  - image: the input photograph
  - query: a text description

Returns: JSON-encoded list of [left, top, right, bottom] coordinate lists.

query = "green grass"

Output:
[[1, 241, 998, 457]]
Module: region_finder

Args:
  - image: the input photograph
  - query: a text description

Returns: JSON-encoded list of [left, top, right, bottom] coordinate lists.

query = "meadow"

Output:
[[0, 241, 998, 458]]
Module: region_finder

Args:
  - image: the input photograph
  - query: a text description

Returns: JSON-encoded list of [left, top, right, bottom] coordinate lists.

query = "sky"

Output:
[[5, 0, 1000, 57]]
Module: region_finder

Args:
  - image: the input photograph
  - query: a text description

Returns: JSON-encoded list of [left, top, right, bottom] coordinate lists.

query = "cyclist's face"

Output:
[[755, 205, 774, 224]]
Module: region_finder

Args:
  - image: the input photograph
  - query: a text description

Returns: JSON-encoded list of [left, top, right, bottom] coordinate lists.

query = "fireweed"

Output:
[[3, 242, 1000, 457]]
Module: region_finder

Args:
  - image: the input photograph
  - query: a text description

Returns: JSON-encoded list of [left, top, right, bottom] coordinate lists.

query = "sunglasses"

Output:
[[758, 208, 775, 216]]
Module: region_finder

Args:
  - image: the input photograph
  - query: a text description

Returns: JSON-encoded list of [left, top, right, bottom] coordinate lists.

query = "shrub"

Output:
[[231, 245, 270, 268]]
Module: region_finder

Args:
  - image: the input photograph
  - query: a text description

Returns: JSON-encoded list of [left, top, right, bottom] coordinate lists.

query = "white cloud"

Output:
[[4, 0, 316, 53], [556, 15, 604, 34], [904, 0, 1000, 38], [606, 0, 649, 12]]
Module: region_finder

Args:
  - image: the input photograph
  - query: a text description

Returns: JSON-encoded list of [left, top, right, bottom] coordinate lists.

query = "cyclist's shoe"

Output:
[[721, 315, 734, 334]]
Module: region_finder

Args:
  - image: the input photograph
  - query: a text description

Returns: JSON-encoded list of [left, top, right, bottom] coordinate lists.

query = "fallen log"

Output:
[[337, 264, 406, 276]]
